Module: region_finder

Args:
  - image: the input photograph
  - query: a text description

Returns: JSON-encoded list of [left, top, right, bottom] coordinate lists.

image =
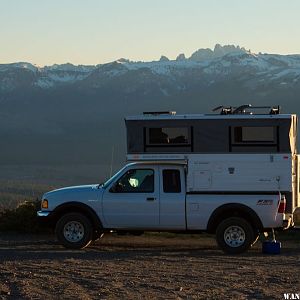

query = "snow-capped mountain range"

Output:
[[1, 44, 300, 166], [1, 44, 300, 91]]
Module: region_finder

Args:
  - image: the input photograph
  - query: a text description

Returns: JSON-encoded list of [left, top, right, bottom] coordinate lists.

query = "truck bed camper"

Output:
[[126, 105, 299, 215]]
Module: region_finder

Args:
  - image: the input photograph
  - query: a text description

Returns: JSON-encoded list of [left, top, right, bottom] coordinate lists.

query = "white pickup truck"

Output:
[[38, 106, 299, 254], [38, 160, 289, 254]]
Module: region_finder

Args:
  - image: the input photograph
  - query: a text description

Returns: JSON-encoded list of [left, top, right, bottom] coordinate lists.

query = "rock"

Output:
[[159, 55, 169, 62], [176, 53, 186, 61]]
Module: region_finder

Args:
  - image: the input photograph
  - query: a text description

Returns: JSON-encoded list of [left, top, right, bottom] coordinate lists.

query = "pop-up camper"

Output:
[[126, 105, 299, 215]]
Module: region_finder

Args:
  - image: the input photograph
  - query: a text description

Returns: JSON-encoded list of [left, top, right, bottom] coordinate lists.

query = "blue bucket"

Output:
[[262, 241, 281, 254]]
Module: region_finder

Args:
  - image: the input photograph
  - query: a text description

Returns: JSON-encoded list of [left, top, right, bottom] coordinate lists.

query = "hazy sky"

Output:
[[1, 0, 300, 66]]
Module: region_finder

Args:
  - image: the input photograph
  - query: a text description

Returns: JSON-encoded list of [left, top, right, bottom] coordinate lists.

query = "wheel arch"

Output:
[[206, 203, 263, 234], [52, 202, 103, 231]]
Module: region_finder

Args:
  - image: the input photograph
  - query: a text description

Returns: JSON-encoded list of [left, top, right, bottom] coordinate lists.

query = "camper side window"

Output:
[[147, 127, 190, 145], [233, 126, 276, 143], [231, 126, 278, 152]]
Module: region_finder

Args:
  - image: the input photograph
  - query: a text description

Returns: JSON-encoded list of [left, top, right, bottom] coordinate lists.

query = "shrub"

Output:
[[0, 199, 45, 233]]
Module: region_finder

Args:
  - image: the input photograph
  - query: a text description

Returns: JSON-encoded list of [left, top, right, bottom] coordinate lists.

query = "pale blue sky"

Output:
[[1, 0, 300, 66]]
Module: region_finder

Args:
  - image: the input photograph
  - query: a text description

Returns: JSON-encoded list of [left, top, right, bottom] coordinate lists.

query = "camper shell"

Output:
[[126, 112, 297, 155], [125, 106, 299, 214]]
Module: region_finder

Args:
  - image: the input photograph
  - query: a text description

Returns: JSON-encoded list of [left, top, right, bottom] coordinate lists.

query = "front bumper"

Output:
[[37, 210, 56, 228], [37, 211, 51, 217]]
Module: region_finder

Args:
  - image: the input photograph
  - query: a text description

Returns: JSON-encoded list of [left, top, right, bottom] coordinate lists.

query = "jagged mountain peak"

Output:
[[214, 44, 248, 55], [176, 53, 186, 61], [159, 55, 170, 62], [189, 44, 250, 62]]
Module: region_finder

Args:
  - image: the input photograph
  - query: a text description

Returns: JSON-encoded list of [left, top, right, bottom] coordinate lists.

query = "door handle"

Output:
[[146, 197, 156, 201]]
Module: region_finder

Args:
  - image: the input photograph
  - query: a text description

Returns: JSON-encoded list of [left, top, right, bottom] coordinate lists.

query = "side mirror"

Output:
[[109, 182, 122, 193], [109, 183, 117, 193]]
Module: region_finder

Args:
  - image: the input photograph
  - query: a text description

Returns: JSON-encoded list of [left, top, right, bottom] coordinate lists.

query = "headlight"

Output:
[[41, 199, 48, 209]]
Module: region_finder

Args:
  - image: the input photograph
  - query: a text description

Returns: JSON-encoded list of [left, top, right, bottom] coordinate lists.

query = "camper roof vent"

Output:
[[143, 111, 176, 116], [212, 104, 280, 115]]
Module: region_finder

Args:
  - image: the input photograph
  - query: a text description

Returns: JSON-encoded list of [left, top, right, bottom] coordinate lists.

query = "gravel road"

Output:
[[0, 233, 300, 299]]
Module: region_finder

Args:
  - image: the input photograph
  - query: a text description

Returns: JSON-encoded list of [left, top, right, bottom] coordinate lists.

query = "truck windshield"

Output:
[[101, 166, 128, 189]]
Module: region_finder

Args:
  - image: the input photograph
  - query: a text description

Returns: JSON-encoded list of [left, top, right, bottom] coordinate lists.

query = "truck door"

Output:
[[159, 166, 186, 229], [102, 166, 159, 228]]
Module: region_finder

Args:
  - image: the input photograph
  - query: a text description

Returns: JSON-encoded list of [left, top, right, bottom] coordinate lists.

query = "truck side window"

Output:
[[163, 169, 181, 193], [111, 169, 154, 193]]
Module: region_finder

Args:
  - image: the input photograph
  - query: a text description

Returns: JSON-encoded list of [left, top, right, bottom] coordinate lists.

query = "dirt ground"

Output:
[[0, 233, 300, 300]]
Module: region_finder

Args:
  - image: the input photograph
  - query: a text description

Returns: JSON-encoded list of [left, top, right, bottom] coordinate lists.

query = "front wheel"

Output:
[[55, 213, 93, 249], [216, 217, 255, 254]]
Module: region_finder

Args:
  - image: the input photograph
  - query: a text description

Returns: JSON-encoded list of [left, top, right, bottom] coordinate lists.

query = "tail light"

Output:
[[278, 195, 286, 214]]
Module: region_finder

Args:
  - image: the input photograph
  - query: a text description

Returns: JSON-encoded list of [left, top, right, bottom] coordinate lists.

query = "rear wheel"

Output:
[[216, 217, 255, 254], [55, 213, 93, 249]]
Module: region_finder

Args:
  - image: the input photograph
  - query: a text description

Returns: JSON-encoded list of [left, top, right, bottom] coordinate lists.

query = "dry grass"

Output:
[[0, 180, 56, 211]]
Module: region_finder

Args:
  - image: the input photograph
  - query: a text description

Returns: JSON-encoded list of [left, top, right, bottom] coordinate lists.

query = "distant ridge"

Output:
[[1, 44, 250, 70], [1, 44, 299, 90]]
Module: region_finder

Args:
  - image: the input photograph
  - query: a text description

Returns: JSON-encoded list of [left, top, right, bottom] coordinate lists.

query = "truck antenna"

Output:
[[109, 146, 114, 177]]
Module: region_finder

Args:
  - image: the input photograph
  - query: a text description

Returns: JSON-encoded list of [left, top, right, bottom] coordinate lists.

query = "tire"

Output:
[[55, 213, 93, 249], [216, 217, 255, 254]]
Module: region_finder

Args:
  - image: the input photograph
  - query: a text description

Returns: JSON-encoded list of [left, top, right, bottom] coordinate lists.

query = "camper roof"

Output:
[[126, 113, 294, 121], [126, 105, 295, 121]]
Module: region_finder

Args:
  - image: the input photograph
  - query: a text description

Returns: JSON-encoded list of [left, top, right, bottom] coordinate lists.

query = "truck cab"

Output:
[[101, 162, 186, 230]]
